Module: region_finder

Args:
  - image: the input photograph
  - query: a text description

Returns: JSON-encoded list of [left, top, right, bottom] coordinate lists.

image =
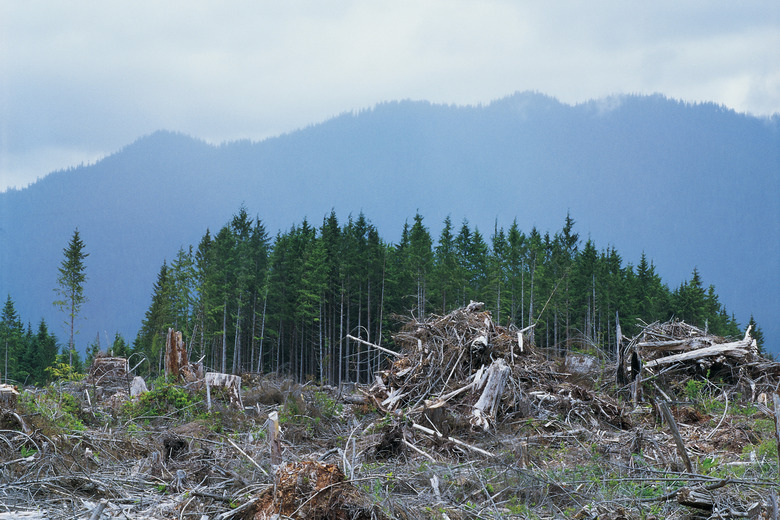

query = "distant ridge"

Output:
[[1, 92, 778, 353]]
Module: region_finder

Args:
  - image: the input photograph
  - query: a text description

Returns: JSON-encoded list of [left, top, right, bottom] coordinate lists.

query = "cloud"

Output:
[[2, 1, 779, 190]]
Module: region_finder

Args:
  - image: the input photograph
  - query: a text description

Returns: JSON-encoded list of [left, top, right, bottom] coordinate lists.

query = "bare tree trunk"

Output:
[[346, 289, 351, 382], [250, 294, 257, 373], [256, 289, 267, 373], [521, 260, 525, 329], [275, 317, 282, 375], [366, 281, 371, 383], [376, 262, 386, 375], [221, 300, 227, 373], [357, 290, 362, 384], [232, 301, 241, 374], [528, 259, 535, 344], [318, 300, 324, 384], [299, 319, 304, 382], [338, 286, 344, 386]]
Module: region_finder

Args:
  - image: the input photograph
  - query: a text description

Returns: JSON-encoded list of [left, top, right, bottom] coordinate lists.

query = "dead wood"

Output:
[[657, 400, 693, 473], [251, 461, 384, 520], [86, 356, 130, 395]]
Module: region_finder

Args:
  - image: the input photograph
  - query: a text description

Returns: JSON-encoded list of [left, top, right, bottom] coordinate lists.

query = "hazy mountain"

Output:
[[1, 92, 778, 353]]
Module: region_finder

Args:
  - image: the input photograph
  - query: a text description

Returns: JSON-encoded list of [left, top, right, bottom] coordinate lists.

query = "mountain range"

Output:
[[1, 92, 778, 354]]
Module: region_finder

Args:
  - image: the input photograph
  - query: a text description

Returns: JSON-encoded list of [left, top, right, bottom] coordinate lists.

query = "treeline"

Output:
[[1, 295, 59, 385], [132, 208, 761, 384]]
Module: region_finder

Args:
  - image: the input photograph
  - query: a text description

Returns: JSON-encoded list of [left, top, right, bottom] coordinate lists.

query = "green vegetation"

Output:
[[129, 209, 756, 386], [20, 385, 86, 432], [122, 377, 202, 422], [0, 209, 765, 388], [53, 228, 89, 367]]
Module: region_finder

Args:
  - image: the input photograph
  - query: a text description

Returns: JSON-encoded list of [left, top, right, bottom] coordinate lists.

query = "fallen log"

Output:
[[412, 422, 494, 458], [643, 334, 756, 369], [676, 479, 730, 510], [346, 334, 403, 358], [658, 400, 693, 473]]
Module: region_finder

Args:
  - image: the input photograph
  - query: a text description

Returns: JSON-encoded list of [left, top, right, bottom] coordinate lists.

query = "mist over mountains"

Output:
[[1, 92, 778, 354]]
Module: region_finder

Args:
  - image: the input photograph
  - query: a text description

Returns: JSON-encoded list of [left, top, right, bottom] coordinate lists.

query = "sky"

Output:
[[1, 1, 778, 192]]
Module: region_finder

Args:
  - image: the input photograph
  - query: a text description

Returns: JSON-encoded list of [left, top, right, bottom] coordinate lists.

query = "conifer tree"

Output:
[[32, 319, 58, 385], [1, 296, 24, 383], [432, 216, 459, 314], [134, 262, 172, 375], [53, 228, 88, 366], [505, 220, 527, 328], [673, 268, 707, 327], [408, 213, 433, 319]]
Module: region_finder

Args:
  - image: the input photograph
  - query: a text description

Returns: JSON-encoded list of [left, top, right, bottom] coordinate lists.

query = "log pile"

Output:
[[3, 313, 779, 519], [619, 319, 780, 401], [363, 302, 628, 446], [625, 320, 758, 373]]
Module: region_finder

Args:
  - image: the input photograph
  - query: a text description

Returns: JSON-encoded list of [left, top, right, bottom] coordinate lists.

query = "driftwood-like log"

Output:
[[346, 334, 402, 358], [643, 335, 756, 369], [658, 400, 693, 473], [412, 422, 494, 458], [471, 358, 510, 431], [677, 486, 715, 510]]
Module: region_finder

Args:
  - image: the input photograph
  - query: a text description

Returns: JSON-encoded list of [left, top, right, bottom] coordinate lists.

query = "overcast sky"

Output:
[[1, 1, 778, 191]]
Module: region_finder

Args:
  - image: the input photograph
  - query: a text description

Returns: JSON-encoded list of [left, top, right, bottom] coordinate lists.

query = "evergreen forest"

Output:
[[1, 208, 765, 387], [128, 208, 757, 385]]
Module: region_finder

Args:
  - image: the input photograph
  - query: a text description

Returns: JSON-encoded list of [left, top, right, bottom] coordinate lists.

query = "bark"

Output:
[[643, 336, 756, 369], [658, 400, 693, 473], [471, 358, 510, 431], [164, 329, 189, 381]]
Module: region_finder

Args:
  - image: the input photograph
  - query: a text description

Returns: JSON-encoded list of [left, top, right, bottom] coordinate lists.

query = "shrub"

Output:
[[123, 379, 201, 421]]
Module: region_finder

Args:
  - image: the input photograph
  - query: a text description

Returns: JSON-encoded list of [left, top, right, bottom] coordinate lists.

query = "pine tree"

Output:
[[134, 262, 172, 376], [432, 216, 459, 314], [747, 315, 768, 358], [53, 228, 89, 366], [506, 220, 527, 328], [673, 268, 707, 327], [111, 332, 131, 358], [33, 319, 59, 385], [408, 213, 433, 319], [1, 296, 25, 383]]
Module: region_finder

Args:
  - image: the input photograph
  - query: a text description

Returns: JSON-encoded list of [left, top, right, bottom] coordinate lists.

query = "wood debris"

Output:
[[1, 312, 779, 519], [86, 356, 131, 396], [251, 461, 383, 520]]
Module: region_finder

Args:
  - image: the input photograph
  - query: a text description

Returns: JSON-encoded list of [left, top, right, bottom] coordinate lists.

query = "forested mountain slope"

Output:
[[1, 92, 777, 354]]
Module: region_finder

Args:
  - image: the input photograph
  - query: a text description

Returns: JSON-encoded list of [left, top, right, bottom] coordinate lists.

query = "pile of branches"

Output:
[[627, 320, 759, 370], [621, 319, 780, 401], [361, 302, 627, 446]]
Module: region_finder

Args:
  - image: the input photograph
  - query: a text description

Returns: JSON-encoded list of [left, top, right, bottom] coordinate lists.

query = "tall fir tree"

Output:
[[53, 228, 89, 366], [1, 295, 24, 383]]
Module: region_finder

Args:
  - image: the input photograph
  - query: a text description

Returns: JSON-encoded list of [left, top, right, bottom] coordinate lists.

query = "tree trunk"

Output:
[[256, 289, 267, 373], [221, 300, 227, 373], [318, 300, 324, 384], [338, 286, 344, 385], [471, 358, 510, 431], [232, 301, 241, 374]]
